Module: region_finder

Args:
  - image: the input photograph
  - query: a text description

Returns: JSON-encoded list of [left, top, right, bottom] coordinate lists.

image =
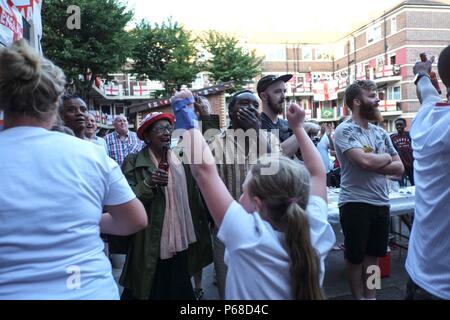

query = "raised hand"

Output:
[[237, 106, 260, 131], [193, 94, 212, 117], [147, 169, 169, 187], [287, 103, 306, 129], [414, 53, 434, 75]]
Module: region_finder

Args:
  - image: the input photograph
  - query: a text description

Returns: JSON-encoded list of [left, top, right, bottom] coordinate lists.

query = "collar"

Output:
[[435, 102, 450, 107], [114, 130, 129, 139], [261, 112, 279, 125], [134, 147, 157, 169]]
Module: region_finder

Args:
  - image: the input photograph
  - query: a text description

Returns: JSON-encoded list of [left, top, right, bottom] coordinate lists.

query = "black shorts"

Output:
[[339, 202, 390, 265]]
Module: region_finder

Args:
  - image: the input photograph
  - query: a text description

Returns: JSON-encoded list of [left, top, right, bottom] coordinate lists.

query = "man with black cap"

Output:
[[257, 74, 293, 142], [207, 90, 305, 299]]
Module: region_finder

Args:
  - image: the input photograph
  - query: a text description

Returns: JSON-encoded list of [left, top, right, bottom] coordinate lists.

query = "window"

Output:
[[391, 17, 397, 34], [367, 24, 382, 44], [377, 56, 385, 69], [258, 45, 286, 61], [387, 86, 401, 100], [349, 39, 355, 54], [315, 48, 331, 60], [390, 55, 397, 65], [302, 47, 313, 60], [115, 106, 124, 116]]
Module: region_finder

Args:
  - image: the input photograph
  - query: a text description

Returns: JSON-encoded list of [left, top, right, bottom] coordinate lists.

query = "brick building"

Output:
[[249, 0, 450, 130], [127, 81, 234, 132]]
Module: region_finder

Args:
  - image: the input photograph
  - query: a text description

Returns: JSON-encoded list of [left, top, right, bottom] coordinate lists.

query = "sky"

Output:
[[127, 0, 409, 42]]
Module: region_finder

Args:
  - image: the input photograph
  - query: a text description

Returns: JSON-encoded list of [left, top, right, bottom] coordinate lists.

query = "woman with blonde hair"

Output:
[[181, 103, 335, 300], [0, 40, 147, 299]]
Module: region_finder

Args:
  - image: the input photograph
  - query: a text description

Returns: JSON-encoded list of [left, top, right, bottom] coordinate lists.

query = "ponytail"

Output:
[[285, 203, 324, 300]]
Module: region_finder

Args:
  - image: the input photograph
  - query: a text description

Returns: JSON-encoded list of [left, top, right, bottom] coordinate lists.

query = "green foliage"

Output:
[[42, 0, 134, 98], [201, 31, 263, 89], [130, 18, 200, 94]]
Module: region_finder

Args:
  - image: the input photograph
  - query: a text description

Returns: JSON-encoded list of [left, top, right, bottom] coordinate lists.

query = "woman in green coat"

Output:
[[119, 112, 212, 300]]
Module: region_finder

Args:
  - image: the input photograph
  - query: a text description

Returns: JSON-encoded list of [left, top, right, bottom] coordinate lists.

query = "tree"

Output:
[[202, 31, 263, 89], [130, 18, 200, 95], [42, 0, 134, 99]]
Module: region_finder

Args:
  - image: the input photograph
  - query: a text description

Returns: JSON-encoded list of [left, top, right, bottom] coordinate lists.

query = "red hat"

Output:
[[137, 112, 175, 140]]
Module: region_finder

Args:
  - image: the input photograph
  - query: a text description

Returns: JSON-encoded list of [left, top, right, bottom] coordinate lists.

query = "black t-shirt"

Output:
[[260, 112, 293, 143]]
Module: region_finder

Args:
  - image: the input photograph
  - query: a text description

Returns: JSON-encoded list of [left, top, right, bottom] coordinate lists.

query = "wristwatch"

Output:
[[413, 72, 430, 85]]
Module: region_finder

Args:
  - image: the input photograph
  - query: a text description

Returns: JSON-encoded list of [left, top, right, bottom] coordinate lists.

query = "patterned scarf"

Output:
[[148, 148, 196, 259]]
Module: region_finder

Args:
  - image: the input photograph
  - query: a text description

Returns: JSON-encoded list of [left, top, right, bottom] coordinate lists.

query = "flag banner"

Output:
[[133, 83, 150, 96], [376, 64, 394, 78], [313, 80, 338, 102], [104, 85, 122, 96], [0, 0, 23, 46]]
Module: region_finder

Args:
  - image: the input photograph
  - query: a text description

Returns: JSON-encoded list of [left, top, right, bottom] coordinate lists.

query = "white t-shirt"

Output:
[[0, 127, 136, 300], [317, 134, 331, 173], [405, 90, 450, 299], [218, 196, 335, 300]]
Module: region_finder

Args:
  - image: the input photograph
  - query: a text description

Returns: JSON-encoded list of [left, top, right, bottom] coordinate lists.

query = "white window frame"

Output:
[[367, 24, 382, 44], [387, 86, 401, 101], [391, 16, 397, 34], [302, 47, 313, 60]]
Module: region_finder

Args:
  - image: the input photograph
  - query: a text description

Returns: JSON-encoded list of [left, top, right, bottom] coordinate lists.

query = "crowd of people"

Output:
[[0, 38, 449, 301]]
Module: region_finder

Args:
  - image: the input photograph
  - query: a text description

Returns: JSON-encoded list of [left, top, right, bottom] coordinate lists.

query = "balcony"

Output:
[[378, 100, 401, 113], [375, 64, 401, 79]]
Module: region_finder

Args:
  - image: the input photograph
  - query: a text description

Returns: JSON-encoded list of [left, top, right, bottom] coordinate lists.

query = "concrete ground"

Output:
[[112, 216, 410, 300]]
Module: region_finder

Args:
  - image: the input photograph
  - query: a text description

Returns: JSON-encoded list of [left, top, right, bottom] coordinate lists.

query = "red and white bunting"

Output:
[[376, 65, 394, 78], [313, 80, 338, 102], [11, 0, 33, 21], [338, 78, 348, 89], [0, 0, 23, 46]]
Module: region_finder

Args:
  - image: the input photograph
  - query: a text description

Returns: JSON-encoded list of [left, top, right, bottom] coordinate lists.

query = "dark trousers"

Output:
[[405, 277, 442, 300], [121, 250, 195, 300]]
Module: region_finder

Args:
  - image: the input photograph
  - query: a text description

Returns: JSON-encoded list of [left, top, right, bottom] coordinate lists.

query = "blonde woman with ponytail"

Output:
[[182, 103, 335, 300], [0, 40, 147, 299]]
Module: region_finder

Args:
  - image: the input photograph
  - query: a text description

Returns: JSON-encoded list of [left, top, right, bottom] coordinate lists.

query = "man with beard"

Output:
[[206, 90, 305, 299], [257, 74, 293, 143], [333, 80, 404, 300], [59, 95, 88, 139]]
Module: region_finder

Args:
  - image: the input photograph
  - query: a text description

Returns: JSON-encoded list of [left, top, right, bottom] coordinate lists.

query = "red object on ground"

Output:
[[379, 251, 391, 278]]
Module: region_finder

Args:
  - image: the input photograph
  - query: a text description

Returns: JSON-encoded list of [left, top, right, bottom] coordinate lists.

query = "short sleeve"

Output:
[[306, 196, 336, 285], [217, 201, 259, 252], [382, 131, 398, 156], [334, 124, 363, 154], [103, 157, 136, 206]]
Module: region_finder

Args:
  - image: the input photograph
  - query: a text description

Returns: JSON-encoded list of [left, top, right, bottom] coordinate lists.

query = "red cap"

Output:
[[137, 112, 175, 140]]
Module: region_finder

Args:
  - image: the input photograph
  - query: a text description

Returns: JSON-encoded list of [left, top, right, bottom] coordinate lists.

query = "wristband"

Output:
[[171, 97, 199, 130], [413, 72, 430, 86]]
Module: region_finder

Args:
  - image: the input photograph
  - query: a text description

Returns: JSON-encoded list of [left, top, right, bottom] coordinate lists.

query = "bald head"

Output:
[[113, 115, 128, 136]]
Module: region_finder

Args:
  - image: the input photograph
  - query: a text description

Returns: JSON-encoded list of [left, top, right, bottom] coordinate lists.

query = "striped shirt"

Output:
[[104, 131, 145, 166], [209, 129, 281, 200]]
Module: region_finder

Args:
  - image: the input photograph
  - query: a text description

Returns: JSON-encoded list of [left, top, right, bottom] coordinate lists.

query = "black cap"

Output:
[[256, 74, 293, 97]]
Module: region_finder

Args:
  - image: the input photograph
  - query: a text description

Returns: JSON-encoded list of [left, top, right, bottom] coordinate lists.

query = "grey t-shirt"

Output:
[[334, 119, 398, 207]]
